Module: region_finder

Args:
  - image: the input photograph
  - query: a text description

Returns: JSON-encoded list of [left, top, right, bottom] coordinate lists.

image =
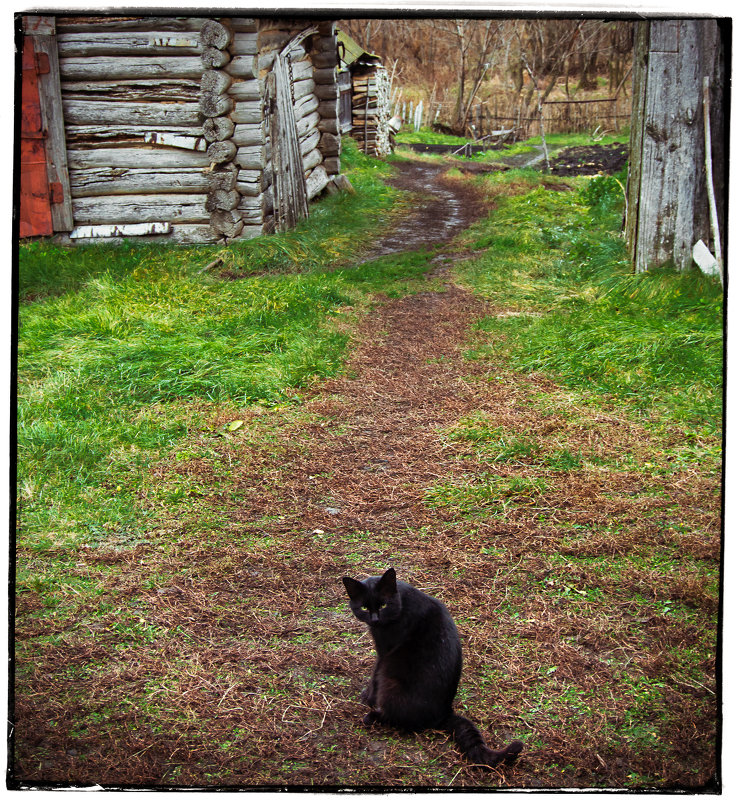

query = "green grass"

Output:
[[457, 171, 724, 435], [395, 126, 470, 146], [16, 138, 436, 548]]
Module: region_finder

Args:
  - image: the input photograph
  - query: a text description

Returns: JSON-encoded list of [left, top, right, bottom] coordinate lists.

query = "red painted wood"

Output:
[[19, 35, 53, 237]]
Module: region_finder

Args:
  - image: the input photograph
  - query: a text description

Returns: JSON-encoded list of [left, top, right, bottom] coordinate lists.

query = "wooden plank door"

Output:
[[19, 16, 73, 238], [19, 34, 53, 237]]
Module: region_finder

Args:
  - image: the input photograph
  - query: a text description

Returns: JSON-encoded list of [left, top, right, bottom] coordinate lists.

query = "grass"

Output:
[[14, 135, 721, 790], [457, 170, 723, 436], [16, 139, 435, 550]]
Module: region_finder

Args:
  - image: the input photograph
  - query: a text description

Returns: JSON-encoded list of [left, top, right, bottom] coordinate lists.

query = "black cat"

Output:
[[342, 567, 523, 769]]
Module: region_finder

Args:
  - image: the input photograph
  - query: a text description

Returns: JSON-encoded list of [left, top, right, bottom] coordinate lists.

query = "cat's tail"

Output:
[[445, 714, 523, 769]]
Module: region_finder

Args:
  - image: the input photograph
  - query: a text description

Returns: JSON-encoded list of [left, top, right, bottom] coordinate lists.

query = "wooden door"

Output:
[[19, 16, 73, 238], [19, 34, 53, 237]]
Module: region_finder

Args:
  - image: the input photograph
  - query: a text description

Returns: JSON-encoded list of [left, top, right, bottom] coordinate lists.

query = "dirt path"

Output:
[[285, 159, 502, 538], [357, 159, 487, 262]]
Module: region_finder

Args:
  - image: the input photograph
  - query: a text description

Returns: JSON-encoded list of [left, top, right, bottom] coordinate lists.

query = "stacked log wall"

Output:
[[57, 15, 216, 243], [200, 17, 265, 241], [50, 15, 341, 243]]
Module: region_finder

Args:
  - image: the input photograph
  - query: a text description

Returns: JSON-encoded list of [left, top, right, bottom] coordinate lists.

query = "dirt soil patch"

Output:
[[13, 159, 719, 790], [548, 143, 628, 176]]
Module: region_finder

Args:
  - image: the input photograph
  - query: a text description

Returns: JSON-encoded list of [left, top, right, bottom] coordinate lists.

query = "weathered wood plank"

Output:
[[302, 146, 322, 173], [231, 102, 262, 124], [315, 83, 338, 101], [305, 164, 329, 199], [70, 166, 211, 197], [69, 221, 172, 239], [63, 99, 201, 126], [299, 128, 320, 156], [72, 193, 209, 224], [288, 58, 313, 82], [66, 124, 203, 146], [226, 54, 258, 79], [235, 144, 268, 170], [61, 78, 199, 102], [271, 52, 308, 231], [312, 67, 336, 85], [228, 79, 261, 102], [236, 174, 264, 197], [144, 131, 207, 151], [317, 98, 338, 118], [296, 110, 320, 139], [232, 123, 264, 147], [56, 17, 206, 34], [67, 147, 210, 169], [59, 55, 204, 81], [57, 32, 202, 57], [236, 193, 265, 213], [230, 32, 259, 55], [629, 20, 708, 272], [27, 18, 74, 231], [61, 223, 224, 246], [292, 77, 316, 103], [318, 117, 339, 135], [294, 93, 320, 121], [230, 19, 258, 33]]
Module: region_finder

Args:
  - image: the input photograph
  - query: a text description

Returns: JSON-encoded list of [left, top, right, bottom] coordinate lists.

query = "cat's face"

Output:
[[342, 567, 402, 626]]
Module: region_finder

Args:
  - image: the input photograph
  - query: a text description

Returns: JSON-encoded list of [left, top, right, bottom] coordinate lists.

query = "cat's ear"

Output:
[[342, 576, 365, 601], [377, 567, 397, 594]]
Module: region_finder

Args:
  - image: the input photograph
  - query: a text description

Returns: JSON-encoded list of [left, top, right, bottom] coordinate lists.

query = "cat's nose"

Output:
[[370, 612, 379, 623]]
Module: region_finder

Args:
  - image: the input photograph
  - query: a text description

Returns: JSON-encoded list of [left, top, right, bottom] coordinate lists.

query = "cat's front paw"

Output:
[[362, 710, 381, 726], [360, 686, 375, 706]]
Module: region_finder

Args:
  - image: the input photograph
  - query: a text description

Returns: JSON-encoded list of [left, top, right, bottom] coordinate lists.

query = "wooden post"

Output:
[[626, 20, 724, 273]]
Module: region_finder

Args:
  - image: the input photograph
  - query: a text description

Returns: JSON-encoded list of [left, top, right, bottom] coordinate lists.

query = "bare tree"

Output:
[[430, 19, 501, 134]]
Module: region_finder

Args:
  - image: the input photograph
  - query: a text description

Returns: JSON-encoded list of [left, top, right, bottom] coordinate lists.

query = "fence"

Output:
[[395, 93, 632, 141]]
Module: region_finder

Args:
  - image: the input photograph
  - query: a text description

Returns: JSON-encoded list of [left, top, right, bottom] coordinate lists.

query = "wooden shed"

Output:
[[336, 30, 394, 158], [18, 14, 344, 244]]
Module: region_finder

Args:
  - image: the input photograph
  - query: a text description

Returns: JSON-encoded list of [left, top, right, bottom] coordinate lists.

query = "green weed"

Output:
[[425, 474, 550, 515]]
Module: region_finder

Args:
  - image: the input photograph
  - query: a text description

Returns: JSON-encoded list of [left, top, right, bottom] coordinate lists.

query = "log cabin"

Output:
[[18, 14, 344, 244]]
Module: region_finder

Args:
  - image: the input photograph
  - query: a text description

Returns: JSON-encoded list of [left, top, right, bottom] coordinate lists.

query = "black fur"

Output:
[[342, 567, 523, 768]]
